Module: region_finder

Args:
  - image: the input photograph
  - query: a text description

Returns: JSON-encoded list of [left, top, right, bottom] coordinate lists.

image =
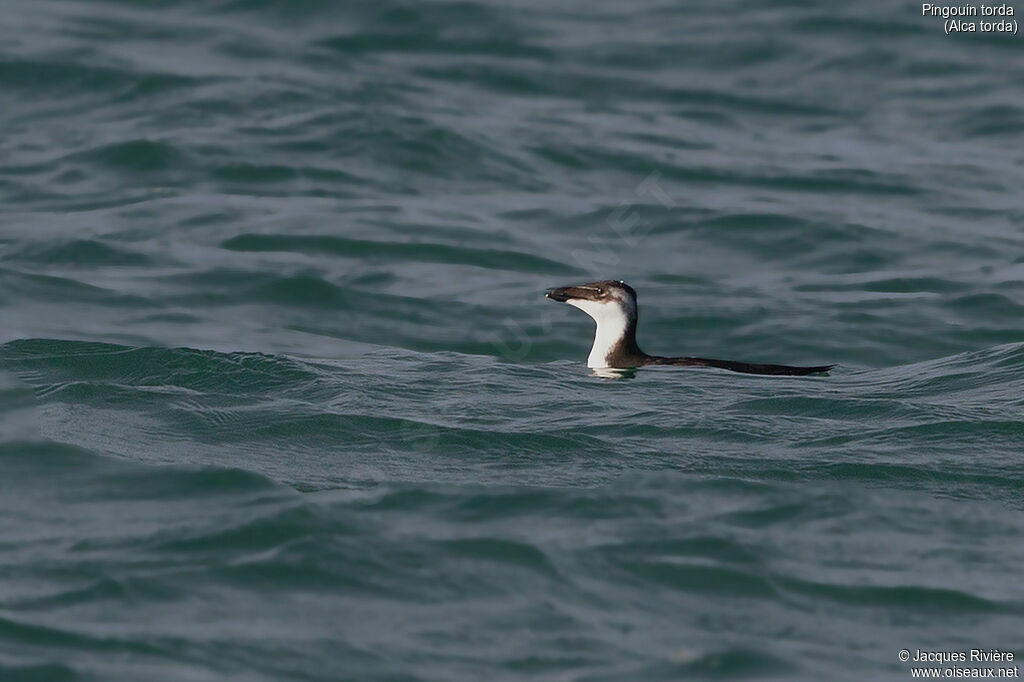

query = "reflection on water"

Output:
[[590, 366, 638, 380]]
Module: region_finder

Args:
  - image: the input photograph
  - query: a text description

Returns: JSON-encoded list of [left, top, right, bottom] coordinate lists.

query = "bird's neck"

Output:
[[587, 309, 643, 369]]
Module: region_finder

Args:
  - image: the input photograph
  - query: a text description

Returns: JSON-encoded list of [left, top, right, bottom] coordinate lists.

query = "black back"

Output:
[[641, 355, 834, 376]]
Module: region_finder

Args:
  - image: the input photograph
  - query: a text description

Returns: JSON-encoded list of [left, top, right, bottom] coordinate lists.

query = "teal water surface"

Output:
[[2, 1, 1024, 680]]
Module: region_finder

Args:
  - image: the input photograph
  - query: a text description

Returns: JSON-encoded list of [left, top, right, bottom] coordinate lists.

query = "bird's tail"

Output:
[[657, 356, 834, 376]]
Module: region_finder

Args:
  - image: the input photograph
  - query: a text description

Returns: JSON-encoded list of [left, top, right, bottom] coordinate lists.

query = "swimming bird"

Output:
[[546, 280, 833, 375]]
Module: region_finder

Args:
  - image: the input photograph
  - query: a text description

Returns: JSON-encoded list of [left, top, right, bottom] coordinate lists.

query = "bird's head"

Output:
[[546, 281, 639, 369], [546, 279, 637, 319]]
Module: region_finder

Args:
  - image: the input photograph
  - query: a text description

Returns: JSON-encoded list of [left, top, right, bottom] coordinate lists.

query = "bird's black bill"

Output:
[[545, 287, 574, 302], [546, 285, 600, 302]]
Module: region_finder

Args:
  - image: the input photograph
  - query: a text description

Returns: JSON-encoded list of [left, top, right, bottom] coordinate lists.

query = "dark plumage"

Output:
[[546, 280, 833, 376]]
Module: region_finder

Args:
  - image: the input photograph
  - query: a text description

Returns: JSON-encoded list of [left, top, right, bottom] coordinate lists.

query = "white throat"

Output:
[[567, 298, 633, 369]]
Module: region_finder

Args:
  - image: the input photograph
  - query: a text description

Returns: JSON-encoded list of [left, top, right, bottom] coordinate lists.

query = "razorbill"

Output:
[[546, 280, 833, 375]]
